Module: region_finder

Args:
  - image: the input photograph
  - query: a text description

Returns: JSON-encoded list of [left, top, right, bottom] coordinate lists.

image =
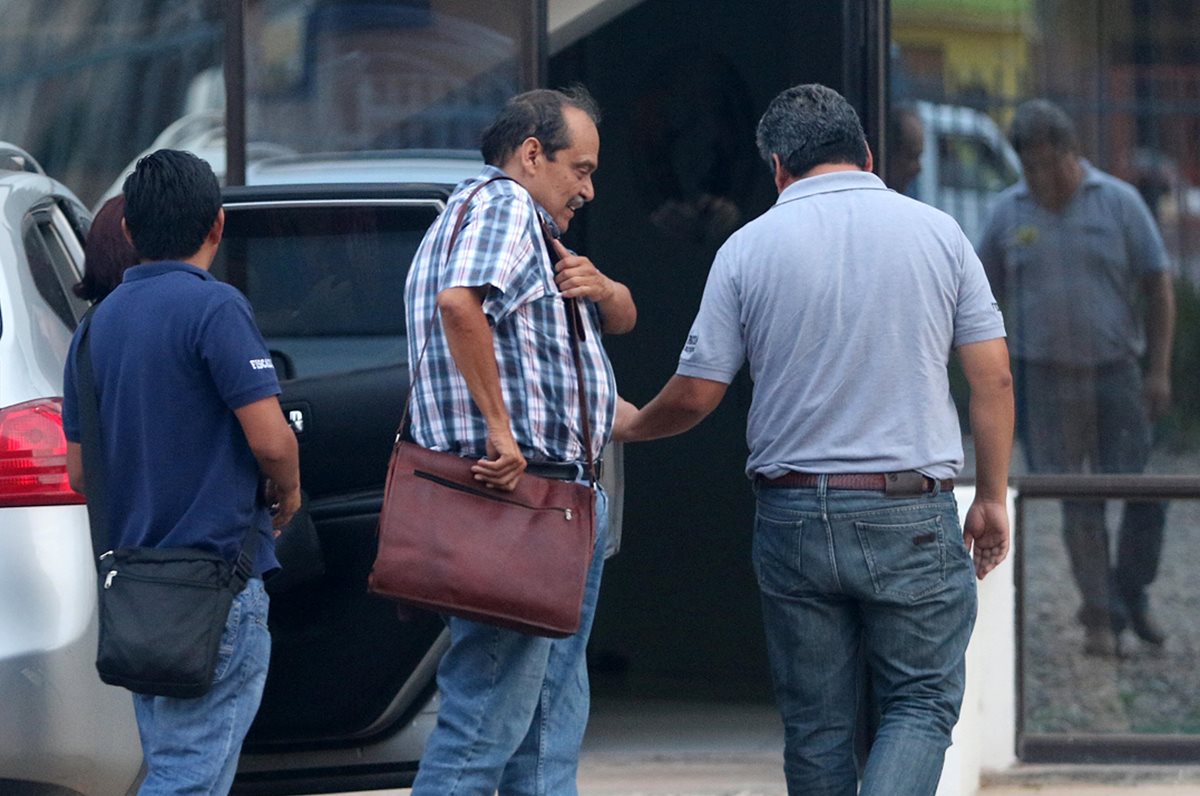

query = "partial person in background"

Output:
[[884, 103, 924, 194], [73, 194, 140, 303], [978, 99, 1175, 657]]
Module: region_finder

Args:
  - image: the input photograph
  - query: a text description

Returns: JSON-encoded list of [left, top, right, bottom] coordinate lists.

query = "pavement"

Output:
[[327, 697, 1200, 795]]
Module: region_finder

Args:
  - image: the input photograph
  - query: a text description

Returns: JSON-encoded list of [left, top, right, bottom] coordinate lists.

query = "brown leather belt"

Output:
[[759, 471, 954, 494]]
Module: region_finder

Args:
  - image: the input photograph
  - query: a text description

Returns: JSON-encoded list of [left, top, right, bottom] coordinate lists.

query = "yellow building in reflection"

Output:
[[892, 0, 1032, 106]]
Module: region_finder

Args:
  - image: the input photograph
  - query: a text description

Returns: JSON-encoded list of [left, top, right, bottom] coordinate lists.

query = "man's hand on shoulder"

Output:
[[963, 498, 1010, 580], [549, 237, 612, 301], [549, 238, 636, 334]]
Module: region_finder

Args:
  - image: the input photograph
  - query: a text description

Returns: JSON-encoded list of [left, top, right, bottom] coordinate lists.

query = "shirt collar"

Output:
[[1079, 159, 1104, 188], [477, 164, 563, 238], [122, 261, 215, 283], [774, 170, 890, 207]]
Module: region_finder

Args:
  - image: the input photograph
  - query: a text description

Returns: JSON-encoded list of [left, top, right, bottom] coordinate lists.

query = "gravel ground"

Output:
[[1020, 448, 1200, 735]]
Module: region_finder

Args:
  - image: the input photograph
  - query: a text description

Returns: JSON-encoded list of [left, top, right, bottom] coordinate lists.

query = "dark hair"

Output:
[[756, 84, 868, 178], [74, 195, 140, 302], [1009, 99, 1078, 155], [480, 85, 601, 166], [887, 104, 921, 150], [121, 149, 221, 261]]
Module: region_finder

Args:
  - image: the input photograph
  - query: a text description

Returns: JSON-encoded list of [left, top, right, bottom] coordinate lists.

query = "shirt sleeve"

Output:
[[199, 293, 281, 410], [442, 194, 544, 324], [61, 331, 82, 443], [953, 229, 1007, 348], [675, 242, 746, 383], [975, 200, 1008, 293], [1120, 186, 1172, 276]]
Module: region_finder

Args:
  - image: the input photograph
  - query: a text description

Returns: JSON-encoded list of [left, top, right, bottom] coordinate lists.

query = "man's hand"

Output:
[[263, 479, 301, 533], [549, 238, 614, 302], [1143, 370, 1171, 422], [612, 396, 639, 442], [471, 426, 527, 491], [962, 499, 1010, 580]]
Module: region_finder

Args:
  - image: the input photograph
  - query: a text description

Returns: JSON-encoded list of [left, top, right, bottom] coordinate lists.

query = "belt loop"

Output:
[[572, 461, 586, 483], [817, 473, 829, 498], [930, 477, 941, 497]]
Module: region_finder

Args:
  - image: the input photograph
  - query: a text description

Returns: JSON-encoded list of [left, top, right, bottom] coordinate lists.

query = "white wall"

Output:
[[936, 487, 1019, 796]]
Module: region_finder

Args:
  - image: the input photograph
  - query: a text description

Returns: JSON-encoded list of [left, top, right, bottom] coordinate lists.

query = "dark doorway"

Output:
[[549, 0, 885, 699]]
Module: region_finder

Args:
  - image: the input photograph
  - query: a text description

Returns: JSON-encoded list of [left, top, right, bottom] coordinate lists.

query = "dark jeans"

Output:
[[1016, 358, 1167, 628], [752, 482, 975, 796]]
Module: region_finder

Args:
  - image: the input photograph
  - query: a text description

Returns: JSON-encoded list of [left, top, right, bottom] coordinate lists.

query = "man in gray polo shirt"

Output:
[[978, 99, 1174, 657], [615, 84, 1013, 796]]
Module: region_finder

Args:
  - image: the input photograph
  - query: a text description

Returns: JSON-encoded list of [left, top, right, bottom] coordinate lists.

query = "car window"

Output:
[[22, 206, 88, 330], [211, 201, 442, 379], [937, 133, 1019, 192]]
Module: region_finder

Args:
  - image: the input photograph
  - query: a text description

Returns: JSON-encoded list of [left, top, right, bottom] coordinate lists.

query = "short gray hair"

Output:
[[755, 84, 867, 178], [1009, 99, 1078, 155]]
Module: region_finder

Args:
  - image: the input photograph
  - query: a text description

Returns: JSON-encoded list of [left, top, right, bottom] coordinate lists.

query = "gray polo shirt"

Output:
[[677, 170, 1005, 480], [977, 161, 1170, 366]]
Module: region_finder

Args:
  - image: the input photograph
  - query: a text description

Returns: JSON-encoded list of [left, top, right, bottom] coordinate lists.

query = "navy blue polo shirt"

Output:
[[63, 261, 281, 575]]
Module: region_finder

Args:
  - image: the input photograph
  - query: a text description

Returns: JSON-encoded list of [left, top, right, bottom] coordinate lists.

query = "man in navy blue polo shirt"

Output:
[[63, 149, 301, 794]]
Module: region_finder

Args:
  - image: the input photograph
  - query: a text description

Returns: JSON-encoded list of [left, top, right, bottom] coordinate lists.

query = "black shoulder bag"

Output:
[[75, 311, 259, 698]]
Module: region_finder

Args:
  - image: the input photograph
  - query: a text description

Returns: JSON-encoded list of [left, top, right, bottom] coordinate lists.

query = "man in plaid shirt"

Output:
[[406, 86, 636, 795]]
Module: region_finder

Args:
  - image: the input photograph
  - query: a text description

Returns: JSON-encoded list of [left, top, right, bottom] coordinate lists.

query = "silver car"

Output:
[[0, 143, 145, 795]]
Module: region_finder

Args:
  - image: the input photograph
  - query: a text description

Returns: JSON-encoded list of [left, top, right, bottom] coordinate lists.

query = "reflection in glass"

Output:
[[0, 0, 224, 205], [211, 204, 437, 378], [890, 1, 1200, 458], [890, 0, 1200, 752], [245, 0, 532, 154], [1021, 494, 1200, 735]]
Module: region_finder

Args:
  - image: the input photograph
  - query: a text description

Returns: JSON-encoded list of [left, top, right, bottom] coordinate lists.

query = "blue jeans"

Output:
[[752, 481, 976, 796], [132, 577, 271, 795], [412, 485, 608, 796]]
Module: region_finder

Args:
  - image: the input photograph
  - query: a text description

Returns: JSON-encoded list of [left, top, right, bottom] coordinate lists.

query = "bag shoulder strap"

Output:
[[74, 308, 110, 565], [538, 221, 596, 484]]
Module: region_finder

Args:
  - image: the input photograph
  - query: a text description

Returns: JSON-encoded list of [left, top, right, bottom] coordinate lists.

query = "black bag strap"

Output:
[[74, 309, 259, 585], [74, 308, 110, 565], [397, 176, 596, 485]]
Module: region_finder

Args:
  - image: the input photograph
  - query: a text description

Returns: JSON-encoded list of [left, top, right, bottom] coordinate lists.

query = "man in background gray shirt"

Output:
[[615, 84, 1013, 796], [978, 99, 1174, 657]]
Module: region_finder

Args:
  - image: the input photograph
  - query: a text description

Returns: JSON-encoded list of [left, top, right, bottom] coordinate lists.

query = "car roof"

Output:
[[244, 149, 483, 187], [95, 111, 486, 207]]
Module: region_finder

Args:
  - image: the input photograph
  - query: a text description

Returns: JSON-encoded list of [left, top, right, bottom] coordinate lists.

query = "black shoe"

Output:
[[1128, 608, 1166, 646]]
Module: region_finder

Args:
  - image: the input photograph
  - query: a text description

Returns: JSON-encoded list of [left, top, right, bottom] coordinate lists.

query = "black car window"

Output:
[[22, 214, 83, 330], [212, 201, 441, 379]]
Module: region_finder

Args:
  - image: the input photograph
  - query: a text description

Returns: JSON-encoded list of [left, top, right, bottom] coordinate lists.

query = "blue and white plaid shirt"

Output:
[[404, 166, 616, 463]]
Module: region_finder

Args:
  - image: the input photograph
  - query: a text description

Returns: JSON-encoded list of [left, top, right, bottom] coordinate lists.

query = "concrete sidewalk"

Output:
[[334, 698, 1200, 795]]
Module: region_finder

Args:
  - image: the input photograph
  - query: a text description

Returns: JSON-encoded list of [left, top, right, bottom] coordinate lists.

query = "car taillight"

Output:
[[0, 397, 86, 507]]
